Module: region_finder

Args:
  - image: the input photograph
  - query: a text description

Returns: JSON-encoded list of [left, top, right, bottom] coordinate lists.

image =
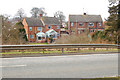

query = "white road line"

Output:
[[20, 53, 118, 59], [2, 58, 21, 60], [92, 54, 118, 56], [0, 65, 27, 68]]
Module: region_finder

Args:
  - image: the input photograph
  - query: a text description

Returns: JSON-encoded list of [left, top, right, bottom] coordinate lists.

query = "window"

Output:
[[99, 23, 101, 26], [57, 26, 59, 29], [47, 26, 52, 29], [88, 23, 94, 26], [30, 35, 34, 38], [71, 22, 74, 26], [37, 27, 42, 31], [79, 23, 84, 26], [57, 33, 59, 36], [29, 27, 32, 31]]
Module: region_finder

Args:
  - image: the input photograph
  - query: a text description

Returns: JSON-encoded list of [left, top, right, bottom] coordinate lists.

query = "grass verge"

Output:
[[1, 49, 118, 55], [28, 43, 48, 45]]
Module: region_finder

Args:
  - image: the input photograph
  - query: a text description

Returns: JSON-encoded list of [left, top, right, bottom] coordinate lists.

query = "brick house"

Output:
[[68, 13, 104, 35], [22, 16, 61, 43]]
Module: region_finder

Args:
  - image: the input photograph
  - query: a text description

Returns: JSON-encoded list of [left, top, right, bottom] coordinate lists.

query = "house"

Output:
[[22, 16, 61, 43], [68, 13, 104, 35]]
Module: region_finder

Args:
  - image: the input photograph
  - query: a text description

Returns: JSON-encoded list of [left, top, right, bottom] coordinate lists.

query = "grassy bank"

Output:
[[28, 43, 48, 45]]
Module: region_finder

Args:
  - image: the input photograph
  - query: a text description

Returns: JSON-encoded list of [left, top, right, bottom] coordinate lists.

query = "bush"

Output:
[[54, 34, 90, 44], [2, 20, 28, 45]]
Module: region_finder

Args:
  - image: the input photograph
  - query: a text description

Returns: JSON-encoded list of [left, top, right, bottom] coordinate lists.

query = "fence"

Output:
[[0, 44, 119, 54]]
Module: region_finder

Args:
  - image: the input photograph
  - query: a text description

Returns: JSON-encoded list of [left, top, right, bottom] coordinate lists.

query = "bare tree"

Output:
[[15, 8, 26, 20], [30, 7, 39, 18], [30, 7, 47, 18], [54, 11, 66, 27], [1, 14, 10, 21], [38, 7, 47, 16], [2, 16, 27, 45]]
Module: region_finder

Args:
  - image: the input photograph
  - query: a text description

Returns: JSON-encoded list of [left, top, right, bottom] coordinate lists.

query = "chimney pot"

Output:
[[84, 13, 86, 15], [40, 14, 43, 17]]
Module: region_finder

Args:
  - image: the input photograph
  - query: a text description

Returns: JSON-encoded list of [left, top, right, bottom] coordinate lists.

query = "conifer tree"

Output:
[[107, 1, 120, 44]]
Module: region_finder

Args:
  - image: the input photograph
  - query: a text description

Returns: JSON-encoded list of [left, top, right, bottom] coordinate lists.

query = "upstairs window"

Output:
[[47, 26, 52, 29], [71, 22, 74, 26], [79, 23, 84, 26], [37, 27, 42, 31], [88, 23, 94, 26], [99, 23, 102, 27], [29, 27, 32, 31], [57, 26, 59, 29]]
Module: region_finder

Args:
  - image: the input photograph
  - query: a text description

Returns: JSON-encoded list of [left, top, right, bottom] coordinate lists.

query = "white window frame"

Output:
[[88, 23, 94, 26], [57, 33, 59, 36], [79, 23, 84, 26], [71, 22, 74, 26], [29, 27, 32, 31], [37, 27, 42, 31], [30, 35, 34, 39], [99, 23, 102, 27], [47, 26, 52, 29], [57, 26, 59, 29]]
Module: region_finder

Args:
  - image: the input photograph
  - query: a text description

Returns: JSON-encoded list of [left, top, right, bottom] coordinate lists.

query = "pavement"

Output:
[[1, 53, 118, 78]]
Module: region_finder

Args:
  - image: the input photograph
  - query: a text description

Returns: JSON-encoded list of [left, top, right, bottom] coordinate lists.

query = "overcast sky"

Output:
[[0, 0, 110, 21]]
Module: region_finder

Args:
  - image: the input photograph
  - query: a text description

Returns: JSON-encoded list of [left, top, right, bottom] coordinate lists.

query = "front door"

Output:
[[37, 36, 42, 41]]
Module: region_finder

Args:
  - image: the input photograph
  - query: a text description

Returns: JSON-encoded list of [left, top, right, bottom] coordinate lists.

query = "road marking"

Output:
[[92, 54, 118, 56], [2, 58, 21, 60], [0, 65, 27, 68], [19, 53, 118, 59]]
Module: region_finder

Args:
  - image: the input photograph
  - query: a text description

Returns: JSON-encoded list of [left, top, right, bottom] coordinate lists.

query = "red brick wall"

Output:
[[28, 26, 35, 42], [28, 26, 46, 42], [68, 21, 104, 34], [23, 19, 60, 42], [44, 25, 60, 38], [44, 25, 60, 33], [23, 18, 61, 42]]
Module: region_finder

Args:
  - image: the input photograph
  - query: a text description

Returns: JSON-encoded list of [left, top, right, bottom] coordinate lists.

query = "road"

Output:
[[1, 53, 118, 78]]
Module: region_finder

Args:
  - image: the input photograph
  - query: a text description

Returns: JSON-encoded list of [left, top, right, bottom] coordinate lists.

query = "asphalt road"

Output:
[[1, 53, 118, 78]]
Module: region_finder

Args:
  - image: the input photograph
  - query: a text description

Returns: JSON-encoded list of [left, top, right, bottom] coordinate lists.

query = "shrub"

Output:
[[54, 34, 90, 44]]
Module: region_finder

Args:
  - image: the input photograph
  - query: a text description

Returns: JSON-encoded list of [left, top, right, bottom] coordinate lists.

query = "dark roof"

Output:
[[42, 17, 60, 25], [25, 18, 43, 26], [69, 15, 103, 22]]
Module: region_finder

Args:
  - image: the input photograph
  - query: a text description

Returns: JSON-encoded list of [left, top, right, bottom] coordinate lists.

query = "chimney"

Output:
[[83, 13, 86, 15], [40, 14, 43, 17]]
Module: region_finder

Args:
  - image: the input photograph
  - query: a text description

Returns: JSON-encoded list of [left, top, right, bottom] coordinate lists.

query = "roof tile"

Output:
[[69, 15, 103, 22]]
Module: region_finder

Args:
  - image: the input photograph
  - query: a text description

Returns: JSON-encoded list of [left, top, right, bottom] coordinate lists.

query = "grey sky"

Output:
[[0, 0, 110, 21]]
